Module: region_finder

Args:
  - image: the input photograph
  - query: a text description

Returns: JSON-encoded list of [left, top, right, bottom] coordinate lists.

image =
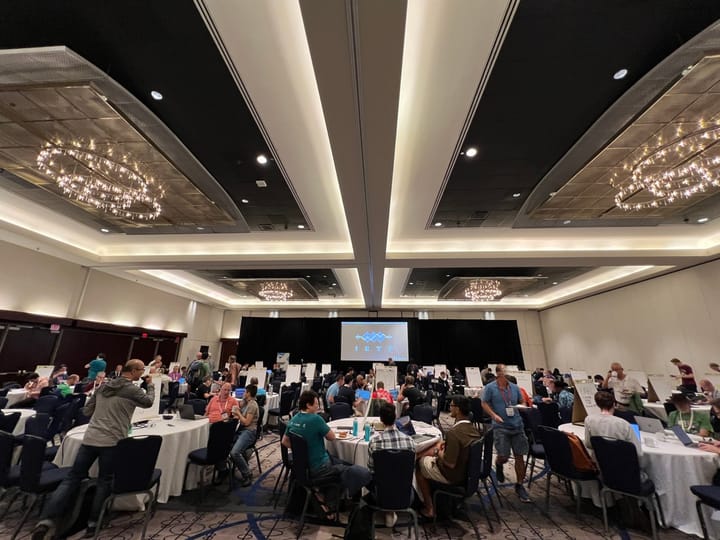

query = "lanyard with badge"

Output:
[[500, 385, 515, 417]]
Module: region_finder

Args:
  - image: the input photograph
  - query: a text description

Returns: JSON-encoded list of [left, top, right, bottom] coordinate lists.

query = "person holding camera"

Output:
[[602, 362, 642, 409]]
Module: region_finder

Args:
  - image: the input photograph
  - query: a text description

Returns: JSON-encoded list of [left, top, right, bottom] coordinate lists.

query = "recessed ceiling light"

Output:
[[434, 222, 442, 227], [256, 154, 268, 165], [323, 274, 327, 278], [445, 274, 451, 278], [150, 90, 163, 100], [563, 220, 572, 225], [552, 281, 559, 285], [241, 198, 249, 204], [465, 147, 478, 158], [613, 68, 628, 80], [297, 224, 305, 229], [512, 193, 521, 198], [408, 282, 414, 286], [100, 228, 110, 233], [196, 226, 205, 230], [256, 179, 267, 188], [549, 191, 557, 198], [305, 275, 311, 278], [332, 282, 337, 286], [698, 217, 709, 223], [537, 273, 543, 277], [682, 64, 695, 77]]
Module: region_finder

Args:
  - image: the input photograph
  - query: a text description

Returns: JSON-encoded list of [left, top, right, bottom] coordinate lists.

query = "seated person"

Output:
[[416, 395, 481, 518], [700, 379, 720, 401], [533, 378, 573, 409], [667, 393, 712, 437], [10, 372, 49, 408], [56, 374, 80, 397], [398, 375, 424, 413], [230, 384, 259, 486], [198, 376, 215, 401], [249, 376, 266, 397], [84, 371, 107, 395], [282, 390, 371, 515], [326, 374, 344, 405], [371, 381, 393, 404], [205, 382, 239, 423], [50, 365, 68, 386], [335, 375, 356, 405], [584, 391, 643, 461], [710, 398, 720, 435]]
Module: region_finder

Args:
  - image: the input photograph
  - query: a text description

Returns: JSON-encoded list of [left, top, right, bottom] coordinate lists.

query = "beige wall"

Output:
[[540, 259, 720, 379]]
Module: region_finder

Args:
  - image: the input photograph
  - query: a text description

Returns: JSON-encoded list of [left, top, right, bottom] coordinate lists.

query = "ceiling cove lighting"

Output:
[[512, 192, 521, 198], [258, 281, 293, 302], [464, 279, 502, 301], [613, 68, 628, 80], [610, 121, 720, 211], [36, 139, 165, 220], [150, 90, 163, 100], [464, 147, 478, 158], [256, 154, 268, 165]]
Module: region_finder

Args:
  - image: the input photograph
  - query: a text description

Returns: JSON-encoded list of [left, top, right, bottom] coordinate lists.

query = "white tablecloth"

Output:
[[325, 417, 441, 468], [54, 417, 210, 504], [1, 408, 35, 435], [643, 400, 711, 422], [464, 387, 484, 398], [263, 392, 279, 425], [6, 389, 28, 407], [560, 423, 720, 538]]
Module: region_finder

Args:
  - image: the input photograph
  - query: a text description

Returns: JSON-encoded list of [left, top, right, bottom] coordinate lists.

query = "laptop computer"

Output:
[[179, 404, 204, 420], [634, 416, 664, 434], [671, 425, 699, 447]]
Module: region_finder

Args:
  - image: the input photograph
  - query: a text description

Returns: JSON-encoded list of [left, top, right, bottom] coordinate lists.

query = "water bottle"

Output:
[[352, 417, 358, 437], [364, 422, 371, 442]]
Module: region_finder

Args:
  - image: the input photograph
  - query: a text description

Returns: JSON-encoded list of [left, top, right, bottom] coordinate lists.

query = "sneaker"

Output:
[[495, 462, 505, 483], [384, 511, 397, 528], [31, 523, 53, 540], [515, 483, 532, 503], [240, 473, 253, 487], [82, 526, 96, 538]]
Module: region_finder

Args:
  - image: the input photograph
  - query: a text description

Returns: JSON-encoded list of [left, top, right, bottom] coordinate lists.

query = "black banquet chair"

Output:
[[0, 411, 20, 434], [409, 403, 434, 424], [432, 431, 498, 537], [272, 419, 293, 508], [268, 390, 295, 426], [188, 398, 208, 416], [538, 426, 599, 518], [359, 449, 419, 538], [690, 484, 720, 540], [92, 435, 163, 540], [183, 419, 237, 502], [287, 432, 341, 539], [0, 397, 7, 409], [329, 402, 352, 421], [591, 436, 665, 540], [237, 405, 265, 479], [519, 407, 546, 487]]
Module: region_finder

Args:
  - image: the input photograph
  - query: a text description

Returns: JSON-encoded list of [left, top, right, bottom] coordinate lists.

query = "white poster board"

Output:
[[34, 365, 55, 379], [132, 375, 161, 422], [434, 364, 448, 378], [321, 363, 332, 375], [255, 361, 264, 369], [626, 370, 648, 389], [488, 364, 497, 372], [285, 364, 302, 385], [246, 367, 268, 388], [375, 365, 397, 392], [277, 352, 290, 370], [506, 369, 533, 399], [647, 374, 675, 403], [572, 379, 601, 423], [465, 367, 483, 388], [505, 365, 519, 372], [304, 362, 316, 381], [570, 370, 588, 385], [423, 365, 435, 376]]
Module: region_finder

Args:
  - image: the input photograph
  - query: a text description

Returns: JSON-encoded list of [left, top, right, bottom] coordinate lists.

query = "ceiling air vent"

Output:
[[258, 223, 274, 231]]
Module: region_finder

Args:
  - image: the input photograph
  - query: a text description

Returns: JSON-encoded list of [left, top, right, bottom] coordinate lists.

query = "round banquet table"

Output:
[[464, 386, 484, 398], [642, 399, 711, 422], [1, 408, 35, 435], [560, 422, 720, 539], [54, 417, 210, 504], [325, 417, 442, 469], [5, 388, 28, 407]]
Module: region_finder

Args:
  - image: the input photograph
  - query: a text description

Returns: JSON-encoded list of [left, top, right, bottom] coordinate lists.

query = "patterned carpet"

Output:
[[0, 413, 696, 539]]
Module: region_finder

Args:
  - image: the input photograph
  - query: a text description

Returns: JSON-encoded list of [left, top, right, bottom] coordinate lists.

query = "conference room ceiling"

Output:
[[0, 1, 720, 312]]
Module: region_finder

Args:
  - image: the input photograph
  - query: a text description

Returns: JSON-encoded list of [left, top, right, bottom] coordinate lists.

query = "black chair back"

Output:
[[469, 397, 487, 426], [0, 430, 15, 486], [18, 434, 46, 492], [24, 412, 51, 439], [372, 449, 416, 509], [613, 409, 637, 424], [256, 394, 266, 408], [278, 419, 291, 467], [519, 406, 543, 441], [464, 437, 486, 496], [537, 402, 560, 428], [479, 428, 494, 479], [272, 381, 282, 394], [2, 382, 20, 390], [34, 395, 60, 415], [591, 436, 643, 494], [0, 397, 7, 409], [279, 390, 295, 415], [538, 426, 582, 479], [329, 402, 352, 420], [410, 404, 434, 424], [112, 435, 163, 493], [287, 432, 312, 487], [206, 419, 238, 464], [256, 405, 264, 438], [189, 399, 207, 415], [0, 411, 20, 433], [167, 381, 180, 402]]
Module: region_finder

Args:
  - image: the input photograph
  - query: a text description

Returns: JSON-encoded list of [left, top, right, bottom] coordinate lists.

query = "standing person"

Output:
[[230, 384, 260, 486], [416, 395, 481, 517], [371, 381, 394, 404], [84, 353, 106, 381], [398, 375, 424, 414], [150, 355, 164, 372], [671, 358, 697, 393], [228, 355, 241, 387], [602, 362, 642, 409], [32, 359, 154, 539], [482, 364, 532, 502], [436, 371, 450, 412]]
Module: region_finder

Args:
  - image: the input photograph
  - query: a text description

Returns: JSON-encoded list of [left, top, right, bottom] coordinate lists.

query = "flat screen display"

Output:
[[340, 321, 409, 362]]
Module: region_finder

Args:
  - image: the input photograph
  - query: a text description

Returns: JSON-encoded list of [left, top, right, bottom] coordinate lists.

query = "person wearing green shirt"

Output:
[[667, 393, 712, 437]]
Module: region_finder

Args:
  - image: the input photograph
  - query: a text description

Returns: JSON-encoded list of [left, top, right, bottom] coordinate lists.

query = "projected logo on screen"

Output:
[[355, 331, 392, 343], [354, 331, 393, 353], [340, 321, 409, 361]]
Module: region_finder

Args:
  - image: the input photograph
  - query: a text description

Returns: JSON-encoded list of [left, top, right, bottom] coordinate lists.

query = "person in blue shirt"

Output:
[[533, 378, 574, 410], [482, 364, 531, 503]]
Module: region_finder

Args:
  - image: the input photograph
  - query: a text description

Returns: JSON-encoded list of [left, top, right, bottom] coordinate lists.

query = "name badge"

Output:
[[221, 412, 228, 420], [505, 407, 515, 417]]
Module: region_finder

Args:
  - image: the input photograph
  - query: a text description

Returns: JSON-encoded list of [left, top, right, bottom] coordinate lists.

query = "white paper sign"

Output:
[[626, 370, 648, 389], [375, 365, 397, 392], [434, 364, 448, 378], [465, 367, 483, 388], [647, 374, 675, 402], [506, 369, 534, 399], [246, 367, 268, 388], [255, 361, 264, 369], [34, 365, 55, 379], [285, 364, 302, 385], [574, 379, 601, 419], [132, 375, 162, 422], [321, 364, 332, 375], [304, 362, 316, 381]]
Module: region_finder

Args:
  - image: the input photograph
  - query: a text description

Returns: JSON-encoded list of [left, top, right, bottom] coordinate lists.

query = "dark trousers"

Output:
[[41, 444, 115, 527]]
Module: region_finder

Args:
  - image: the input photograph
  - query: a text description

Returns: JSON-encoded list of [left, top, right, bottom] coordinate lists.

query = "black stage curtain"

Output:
[[237, 317, 524, 373]]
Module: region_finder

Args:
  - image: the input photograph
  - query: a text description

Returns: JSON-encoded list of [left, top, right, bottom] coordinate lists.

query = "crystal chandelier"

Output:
[[464, 279, 502, 301], [36, 139, 165, 220], [610, 121, 720, 210], [258, 281, 294, 302]]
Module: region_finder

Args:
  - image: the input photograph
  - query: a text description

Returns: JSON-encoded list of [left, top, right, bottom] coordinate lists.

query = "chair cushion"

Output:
[[44, 446, 58, 461], [38, 467, 71, 491], [530, 443, 545, 457], [188, 447, 209, 464], [691, 485, 720, 508], [570, 469, 598, 481], [6, 461, 57, 485], [267, 408, 281, 416]]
